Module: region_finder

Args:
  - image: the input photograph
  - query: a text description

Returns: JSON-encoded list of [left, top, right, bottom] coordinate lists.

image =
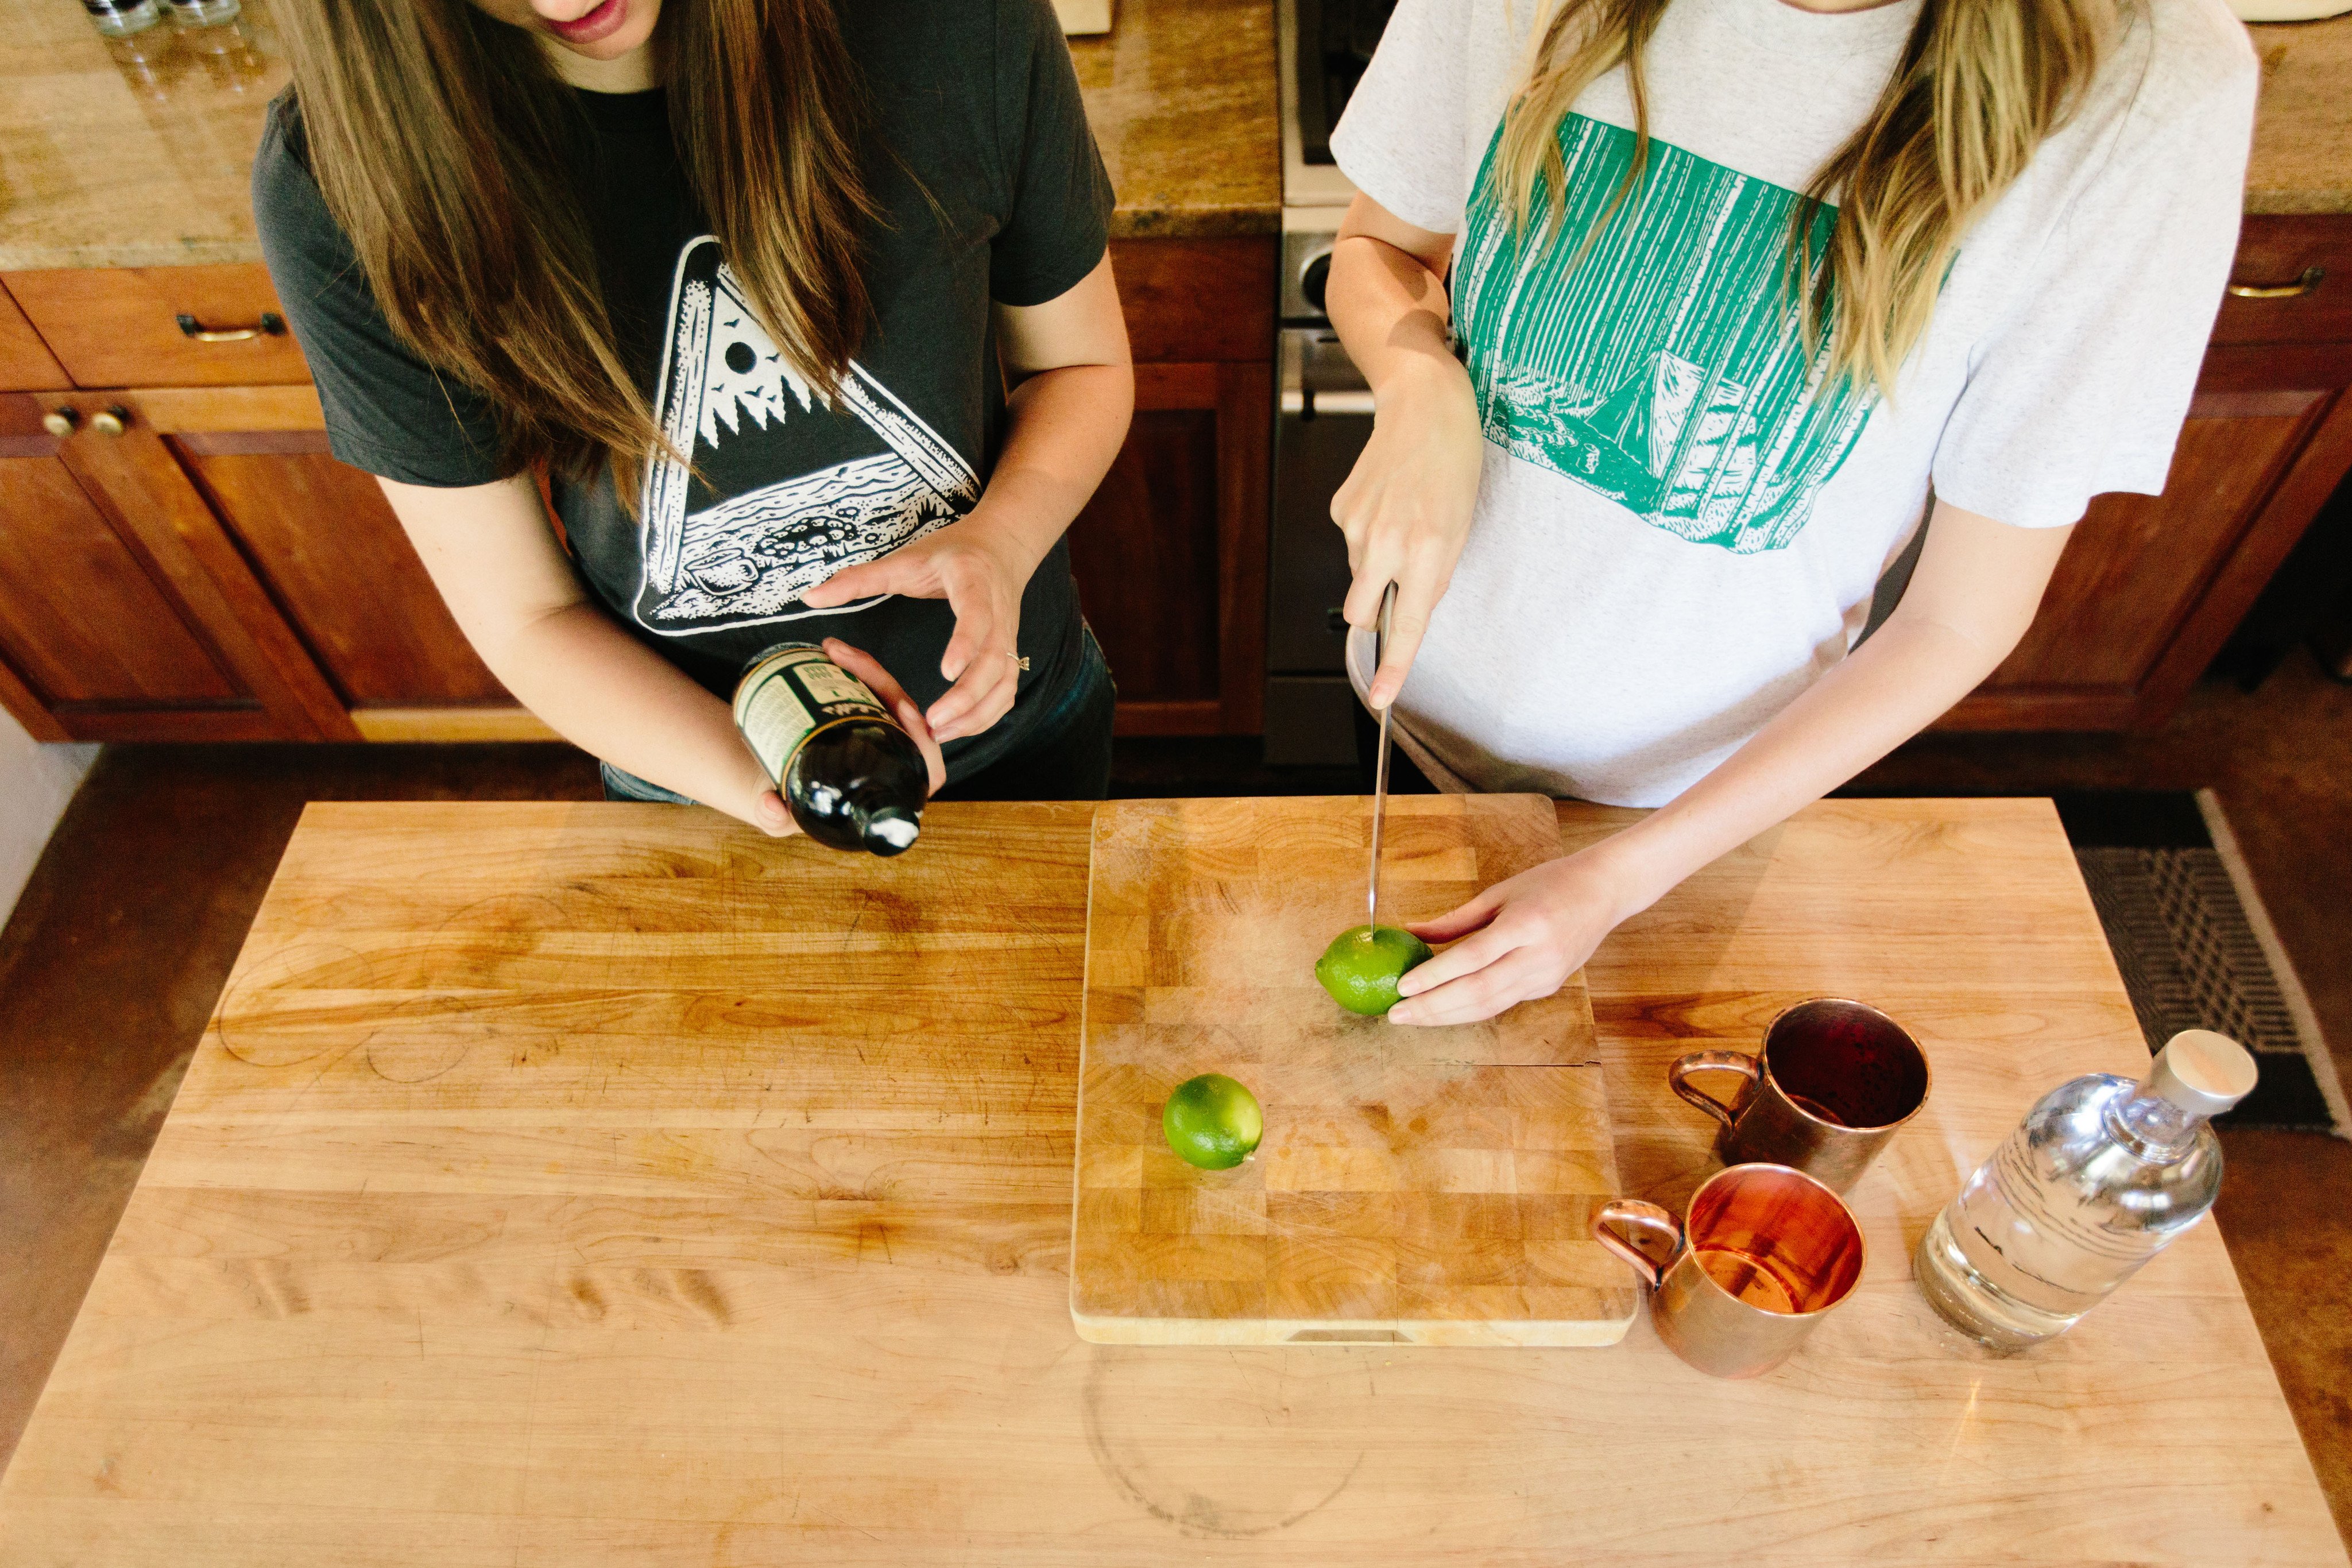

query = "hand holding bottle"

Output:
[[735, 640, 946, 853]]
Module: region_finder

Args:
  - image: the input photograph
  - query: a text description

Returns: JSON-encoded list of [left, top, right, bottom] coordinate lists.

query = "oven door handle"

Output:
[[1279, 330, 1380, 417]]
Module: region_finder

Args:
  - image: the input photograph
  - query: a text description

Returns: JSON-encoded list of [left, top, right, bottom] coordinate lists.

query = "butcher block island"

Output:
[[0, 799, 2342, 1565]]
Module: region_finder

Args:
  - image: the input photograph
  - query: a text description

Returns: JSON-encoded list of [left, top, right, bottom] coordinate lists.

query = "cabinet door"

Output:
[[1947, 387, 2352, 729], [0, 284, 67, 392], [0, 398, 332, 741], [175, 431, 513, 717], [1944, 214, 2352, 731], [1066, 362, 1270, 735], [111, 389, 552, 742]]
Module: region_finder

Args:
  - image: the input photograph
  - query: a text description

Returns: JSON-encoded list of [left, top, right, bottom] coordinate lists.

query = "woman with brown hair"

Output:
[[256, 0, 1132, 827], [1327, 0, 2254, 1024]]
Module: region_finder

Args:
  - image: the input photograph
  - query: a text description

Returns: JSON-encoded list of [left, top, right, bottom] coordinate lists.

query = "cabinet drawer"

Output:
[[5, 264, 313, 388], [2212, 215, 2352, 347]]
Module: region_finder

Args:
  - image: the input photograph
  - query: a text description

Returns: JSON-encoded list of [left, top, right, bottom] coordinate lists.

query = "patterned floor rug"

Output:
[[2063, 791, 2350, 1137]]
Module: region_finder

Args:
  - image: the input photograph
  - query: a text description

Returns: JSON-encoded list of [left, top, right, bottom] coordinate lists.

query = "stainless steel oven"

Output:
[[1268, 0, 1394, 766]]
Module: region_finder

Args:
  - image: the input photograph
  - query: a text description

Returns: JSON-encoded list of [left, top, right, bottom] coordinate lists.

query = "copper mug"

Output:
[[1592, 1163, 1866, 1379], [1668, 997, 1930, 1194]]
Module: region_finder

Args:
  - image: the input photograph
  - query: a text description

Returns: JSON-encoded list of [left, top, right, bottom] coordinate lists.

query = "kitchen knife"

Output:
[[1366, 581, 1395, 932]]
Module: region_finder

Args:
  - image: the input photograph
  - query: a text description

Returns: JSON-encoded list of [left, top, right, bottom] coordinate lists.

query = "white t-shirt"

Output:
[[1331, 0, 2256, 806]]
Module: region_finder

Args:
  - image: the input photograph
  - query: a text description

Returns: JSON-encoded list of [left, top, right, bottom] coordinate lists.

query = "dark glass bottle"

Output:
[[732, 644, 928, 855]]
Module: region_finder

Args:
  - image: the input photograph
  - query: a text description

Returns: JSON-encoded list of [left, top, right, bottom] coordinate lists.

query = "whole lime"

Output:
[[1162, 1073, 1263, 1171], [1314, 924, 1436, 1016]]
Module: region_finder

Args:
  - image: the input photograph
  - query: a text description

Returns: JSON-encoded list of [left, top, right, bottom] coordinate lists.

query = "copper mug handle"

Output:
[[1591, 1198, 1682, 1288], [1669, 1050, 1761, 1132]]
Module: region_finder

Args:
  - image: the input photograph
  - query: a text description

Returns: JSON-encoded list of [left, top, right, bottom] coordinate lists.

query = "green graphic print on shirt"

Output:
[[1456, 114, 1877, 553]]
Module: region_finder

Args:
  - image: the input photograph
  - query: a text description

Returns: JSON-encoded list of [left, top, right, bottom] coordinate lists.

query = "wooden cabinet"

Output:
[[1066, 238, 1275, 735], [0, 239, 1278, 745], [6, 265, 313, 389], [0, 393, 335, 740], [163, 418, 512, 727], [1946, 214, 2352, 730], [8, 214, 2334, 746], [1069, 360, 1271, 734], [0, 381, 533, 744], [0, 286, 66, 392]]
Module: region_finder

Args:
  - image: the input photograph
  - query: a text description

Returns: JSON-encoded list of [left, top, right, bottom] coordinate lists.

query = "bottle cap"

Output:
[[857, 804, 921, 857], [2145, 1031, 2258, 1120]]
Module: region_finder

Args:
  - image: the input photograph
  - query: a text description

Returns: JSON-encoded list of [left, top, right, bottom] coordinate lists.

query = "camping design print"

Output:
[[635, 236, 980, 636], [1456, 115, 1876, 554]]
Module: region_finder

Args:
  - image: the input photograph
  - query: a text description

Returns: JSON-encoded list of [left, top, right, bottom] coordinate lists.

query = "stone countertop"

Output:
[[0, 0, 1277, 273], [0, 0, 288, 270], [1074, 0, 1281, 239], [2248, 16, 2352, 216], [0, 1, 2337, 273]]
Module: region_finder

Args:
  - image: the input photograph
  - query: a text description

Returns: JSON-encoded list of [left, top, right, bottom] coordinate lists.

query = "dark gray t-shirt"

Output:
[[253, 0, 1114, 780]]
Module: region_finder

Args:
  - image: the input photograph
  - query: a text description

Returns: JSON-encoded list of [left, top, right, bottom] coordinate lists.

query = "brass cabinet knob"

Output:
[[91, 407, 130, 437], [41, 407, 78, 438]]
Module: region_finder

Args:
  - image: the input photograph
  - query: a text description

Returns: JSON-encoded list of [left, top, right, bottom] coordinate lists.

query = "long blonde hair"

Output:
[[1489, 0, 2125, 393]]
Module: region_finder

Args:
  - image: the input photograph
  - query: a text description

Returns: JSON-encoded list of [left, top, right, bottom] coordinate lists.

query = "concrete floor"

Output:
[[0, 654, 2347, 1550]]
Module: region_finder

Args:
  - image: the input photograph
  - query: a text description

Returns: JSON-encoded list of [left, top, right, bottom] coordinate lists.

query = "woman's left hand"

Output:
[[801, 514, 1033, 744], [1388, 848, 1643, 1027]]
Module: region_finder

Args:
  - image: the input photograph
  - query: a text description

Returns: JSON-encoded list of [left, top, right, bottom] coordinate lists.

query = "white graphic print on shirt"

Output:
[[635, 235, 981, 636]]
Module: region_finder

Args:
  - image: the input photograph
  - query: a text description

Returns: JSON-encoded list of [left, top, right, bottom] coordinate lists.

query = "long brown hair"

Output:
[[1490, 0, 2124, 393], [276, 0, 875, 494]]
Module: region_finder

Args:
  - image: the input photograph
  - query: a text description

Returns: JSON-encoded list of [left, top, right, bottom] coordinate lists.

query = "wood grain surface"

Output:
[[1072, 796, 1633, 1345], [0, 798, 2341, 1566]]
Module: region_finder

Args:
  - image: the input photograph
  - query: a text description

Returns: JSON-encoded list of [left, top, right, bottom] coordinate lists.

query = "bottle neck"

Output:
[[2102, 1083, 2210, 1162]]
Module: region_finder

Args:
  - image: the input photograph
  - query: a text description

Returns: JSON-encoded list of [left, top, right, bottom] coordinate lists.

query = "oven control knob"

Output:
[[1301, 251, 1333, 314]]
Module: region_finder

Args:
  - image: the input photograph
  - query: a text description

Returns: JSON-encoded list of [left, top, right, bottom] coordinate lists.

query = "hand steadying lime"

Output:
[[1163, 1073, 1263, 1171], [1315, 924, 1435, 1017]]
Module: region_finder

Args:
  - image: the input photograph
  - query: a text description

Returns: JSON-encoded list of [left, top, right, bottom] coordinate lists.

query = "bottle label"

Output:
[[732, 644, 889, 784], [1986, 1132, 2164, 1269]]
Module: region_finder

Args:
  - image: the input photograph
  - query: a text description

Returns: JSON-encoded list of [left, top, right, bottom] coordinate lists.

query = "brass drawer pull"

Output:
[[175, 311, 287, 342], [2226, 266, 2324, 300]]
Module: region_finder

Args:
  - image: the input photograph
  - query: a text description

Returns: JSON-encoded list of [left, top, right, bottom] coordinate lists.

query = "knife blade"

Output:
[[1366, 582, 1395, 933]]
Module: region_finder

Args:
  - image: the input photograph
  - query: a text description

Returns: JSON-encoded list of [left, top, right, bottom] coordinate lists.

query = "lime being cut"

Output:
[[1316, 925, 1434, 1017], [1162, 1074, 1263, 1171]]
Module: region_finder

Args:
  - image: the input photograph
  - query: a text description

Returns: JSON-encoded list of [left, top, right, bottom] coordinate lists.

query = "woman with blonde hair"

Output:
[[255, 0, 1131, 828], [1326, 0, 2254, 1024]]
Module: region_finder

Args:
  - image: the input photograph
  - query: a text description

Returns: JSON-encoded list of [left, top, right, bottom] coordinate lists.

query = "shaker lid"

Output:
[[2147, 1031, 2258, 1119]]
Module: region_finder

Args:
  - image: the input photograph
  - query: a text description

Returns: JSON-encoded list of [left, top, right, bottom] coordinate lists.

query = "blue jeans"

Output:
[[601, 626, 1116, 806]]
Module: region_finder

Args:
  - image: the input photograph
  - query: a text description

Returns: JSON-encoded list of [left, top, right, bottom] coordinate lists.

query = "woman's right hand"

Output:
[[1324, 197, 1486, 711], [1331, 359, 1485, 709]]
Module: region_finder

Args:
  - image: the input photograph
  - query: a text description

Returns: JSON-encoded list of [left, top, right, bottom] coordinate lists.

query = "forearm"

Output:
[[1328, 232, 1471, 407], [974, 361, 1134, 572], [1588, 612, 2018, 917], [378, 471, 771, 823], [486, 602, 770, 821]]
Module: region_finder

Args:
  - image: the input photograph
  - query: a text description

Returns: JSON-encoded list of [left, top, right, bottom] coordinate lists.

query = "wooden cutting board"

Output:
[[1070, 795, 1638, 1346]]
